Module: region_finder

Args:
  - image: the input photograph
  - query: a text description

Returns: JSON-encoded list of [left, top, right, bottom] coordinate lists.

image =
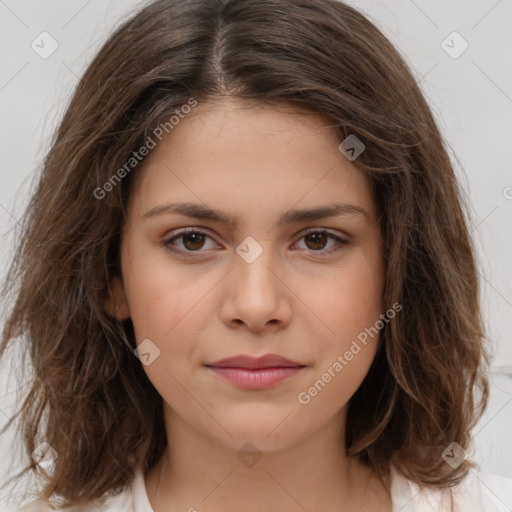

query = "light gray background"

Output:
[[1, 0, 511, 508]]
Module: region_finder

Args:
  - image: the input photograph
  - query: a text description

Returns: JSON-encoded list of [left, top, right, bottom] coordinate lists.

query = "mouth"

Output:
[[204, 354, 306, 390]]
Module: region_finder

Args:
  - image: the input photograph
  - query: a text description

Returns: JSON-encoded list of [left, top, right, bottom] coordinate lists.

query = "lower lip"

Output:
[[206, 366, 304, 390]]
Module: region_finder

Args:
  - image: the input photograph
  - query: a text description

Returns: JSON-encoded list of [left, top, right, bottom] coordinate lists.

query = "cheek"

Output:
[[309, 245, 384, 352], [123, 247, 202, 339], [122, 250, 220, 369], [123, 263, 209, 407], [295, 261, 383, 418]]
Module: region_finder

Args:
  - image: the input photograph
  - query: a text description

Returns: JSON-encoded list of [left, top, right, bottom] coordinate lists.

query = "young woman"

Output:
[[1, 0, 511, 510]]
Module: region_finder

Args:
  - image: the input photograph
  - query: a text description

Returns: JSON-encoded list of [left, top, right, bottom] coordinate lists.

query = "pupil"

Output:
[[306, 233, 326, 250], [184, 233, 204, 250]]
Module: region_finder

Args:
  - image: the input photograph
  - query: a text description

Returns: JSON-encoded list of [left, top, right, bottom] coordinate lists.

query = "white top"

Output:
[[16, 465, 512, 511]]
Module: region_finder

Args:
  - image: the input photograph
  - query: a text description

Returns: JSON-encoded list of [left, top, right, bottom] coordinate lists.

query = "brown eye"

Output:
[[294, 228, 349, 256], [164, 229, 218, 254], [181, 232, 206, 251], [164, 227, 348, 258], [303, 232, 329, 250]]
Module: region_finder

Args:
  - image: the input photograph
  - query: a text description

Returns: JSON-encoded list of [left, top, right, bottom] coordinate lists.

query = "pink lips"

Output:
[[205, 354, 306, 390]]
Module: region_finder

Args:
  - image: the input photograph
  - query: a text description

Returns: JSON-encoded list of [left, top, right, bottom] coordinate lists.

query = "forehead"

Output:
[[128, 98, 376, 224]]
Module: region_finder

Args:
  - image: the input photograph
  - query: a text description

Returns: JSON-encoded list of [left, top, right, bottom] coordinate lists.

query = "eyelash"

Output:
[[163, 227, 349, 258]]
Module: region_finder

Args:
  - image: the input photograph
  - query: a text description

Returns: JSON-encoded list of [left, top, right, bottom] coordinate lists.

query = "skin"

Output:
[[108, 97, 391, 512]]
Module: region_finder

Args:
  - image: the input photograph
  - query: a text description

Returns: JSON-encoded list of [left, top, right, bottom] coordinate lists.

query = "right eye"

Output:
[[163, 228, 221, 255]]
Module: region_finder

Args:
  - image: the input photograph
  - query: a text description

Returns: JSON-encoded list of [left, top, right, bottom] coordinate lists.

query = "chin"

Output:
[[207, 417, 306, 453], [223, 432, 298, 454]]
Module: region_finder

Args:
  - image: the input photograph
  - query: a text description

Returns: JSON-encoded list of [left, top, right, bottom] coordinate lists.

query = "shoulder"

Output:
[[16, 485, 136, 512], [391, 465, 512, 511], [15, 467, 152, 512], [18, 500, 55, 512], [477, 470, 512, 511], [17, 501, 58, 512]]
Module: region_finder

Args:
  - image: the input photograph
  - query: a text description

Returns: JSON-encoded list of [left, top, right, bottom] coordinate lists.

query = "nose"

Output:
[[218, 239, 292, 332]]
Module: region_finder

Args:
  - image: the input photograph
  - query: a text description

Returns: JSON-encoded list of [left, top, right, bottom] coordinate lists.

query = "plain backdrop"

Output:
[[1, 0, 511, 508]]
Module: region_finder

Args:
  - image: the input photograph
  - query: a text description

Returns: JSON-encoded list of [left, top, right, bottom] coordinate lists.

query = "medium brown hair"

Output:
[[1, 0, 489, 507]]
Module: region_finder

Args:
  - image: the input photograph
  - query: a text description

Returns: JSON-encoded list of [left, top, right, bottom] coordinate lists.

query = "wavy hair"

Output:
[[0, 0, 489, 507]]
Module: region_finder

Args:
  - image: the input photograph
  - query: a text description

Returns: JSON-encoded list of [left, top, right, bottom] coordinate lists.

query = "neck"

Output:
[[145, 406, 390, 512]]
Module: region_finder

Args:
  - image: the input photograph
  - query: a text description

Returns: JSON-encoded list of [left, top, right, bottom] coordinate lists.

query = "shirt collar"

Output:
[[132, 463, 487, 512]]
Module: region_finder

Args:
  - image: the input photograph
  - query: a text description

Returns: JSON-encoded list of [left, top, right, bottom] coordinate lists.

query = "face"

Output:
[[110, 97, 385, 452]]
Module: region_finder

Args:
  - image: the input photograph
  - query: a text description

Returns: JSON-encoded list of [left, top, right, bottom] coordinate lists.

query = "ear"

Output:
[[104, 275, 131, 321]]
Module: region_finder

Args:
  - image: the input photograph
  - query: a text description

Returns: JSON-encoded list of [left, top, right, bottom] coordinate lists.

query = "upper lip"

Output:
[[205, 354, 305, 369]]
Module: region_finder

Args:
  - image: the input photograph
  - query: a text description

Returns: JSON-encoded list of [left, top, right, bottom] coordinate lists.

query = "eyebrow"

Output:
[[143, 201, 368, 226]]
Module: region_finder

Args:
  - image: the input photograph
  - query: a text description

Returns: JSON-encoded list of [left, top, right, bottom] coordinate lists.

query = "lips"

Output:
[[205, 354, 306, 390], [205, 354, 305, 370]]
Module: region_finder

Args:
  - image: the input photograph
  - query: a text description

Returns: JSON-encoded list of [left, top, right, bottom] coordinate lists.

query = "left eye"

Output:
[[163, 228, 348, 256], [294, 229, 348, 254], [164, 229, 219, 252]]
